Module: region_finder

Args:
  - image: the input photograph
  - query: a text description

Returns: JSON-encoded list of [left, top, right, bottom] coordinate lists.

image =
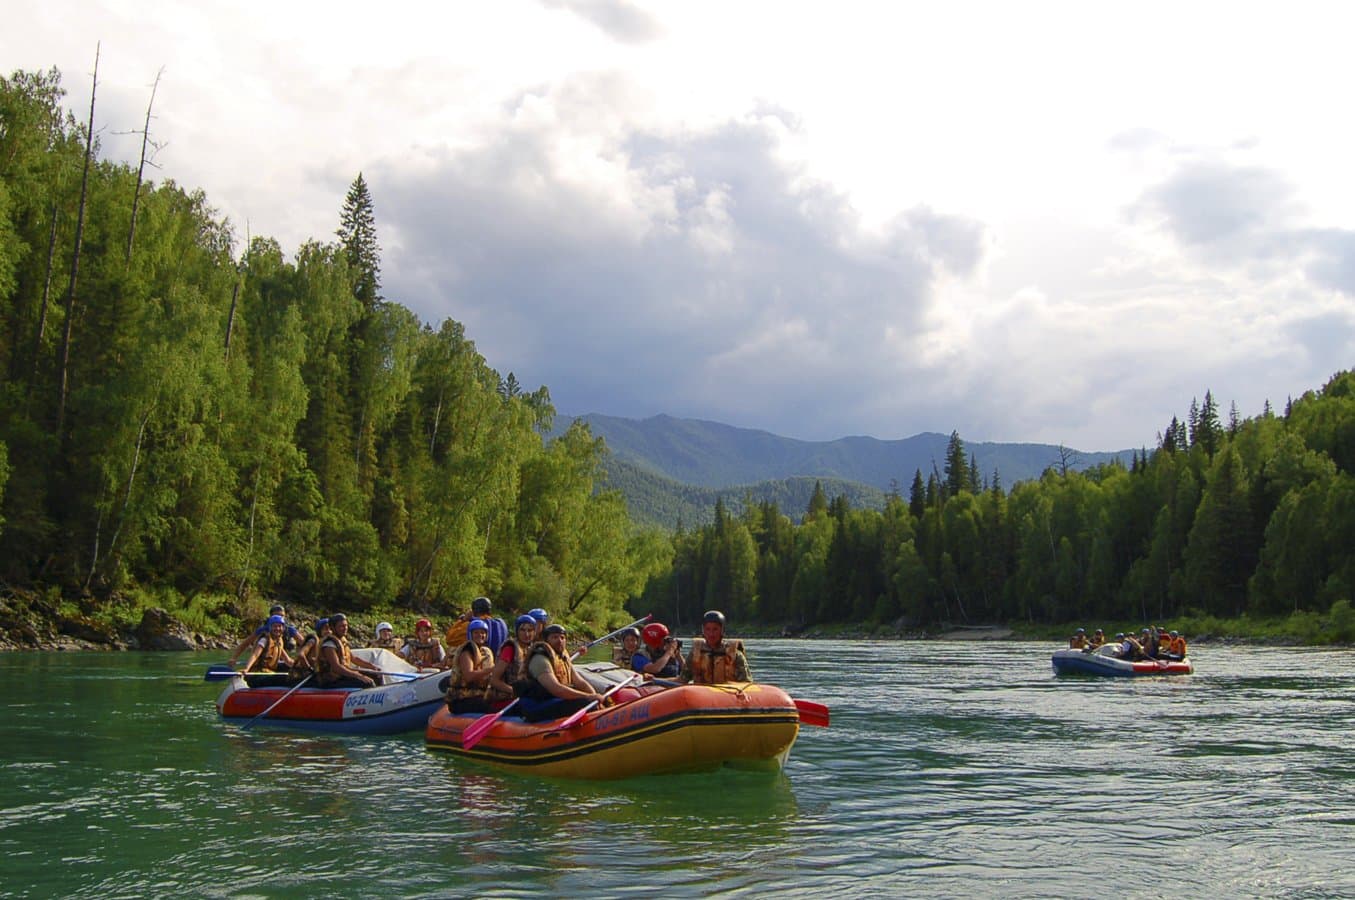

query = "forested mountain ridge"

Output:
[[565, 412, 1132, 491]]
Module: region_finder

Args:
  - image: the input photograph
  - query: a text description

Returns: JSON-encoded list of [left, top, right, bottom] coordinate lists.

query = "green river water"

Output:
[[1, 640, 1353, 898]]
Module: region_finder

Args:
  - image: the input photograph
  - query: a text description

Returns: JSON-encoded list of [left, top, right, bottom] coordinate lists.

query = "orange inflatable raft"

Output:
[[425, 664, 800, 779]]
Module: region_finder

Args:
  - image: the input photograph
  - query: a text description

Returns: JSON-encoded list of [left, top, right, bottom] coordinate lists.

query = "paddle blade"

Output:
[[204, 665, 241, 682], [794, 698, 830, 727], [555, 700, 599, 731], [462, 700, 517, 750]]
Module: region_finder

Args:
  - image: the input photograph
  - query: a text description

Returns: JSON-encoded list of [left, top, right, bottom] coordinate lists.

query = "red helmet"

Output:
[[642, 623, 669, 649]]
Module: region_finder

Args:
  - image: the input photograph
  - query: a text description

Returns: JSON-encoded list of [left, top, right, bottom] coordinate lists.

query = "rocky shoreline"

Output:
[[0, 591, 234, 653]]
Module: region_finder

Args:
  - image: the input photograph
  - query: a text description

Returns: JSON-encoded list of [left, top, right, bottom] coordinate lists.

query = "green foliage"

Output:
[[0, 66, 658, 637]]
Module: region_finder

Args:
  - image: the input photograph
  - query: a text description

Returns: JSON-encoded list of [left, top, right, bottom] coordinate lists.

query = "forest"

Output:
[[2, 64, 1353, 642]]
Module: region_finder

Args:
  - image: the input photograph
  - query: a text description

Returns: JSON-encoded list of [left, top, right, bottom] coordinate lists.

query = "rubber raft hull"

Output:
[[1052, 648, 1193, 677], [216, 652, 447, 734], [426, 681, 800, 779]]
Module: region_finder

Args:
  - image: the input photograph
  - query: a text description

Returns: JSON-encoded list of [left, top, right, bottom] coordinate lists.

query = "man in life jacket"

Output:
[[1113, 632, 1144, 661], [682, 610, 751, 684], [1164, 630, 1188, 660], [371, 622, 401, 651], [519, 623, 605, 722], [227, 604, 300, 667], [1089, 628, 1106, 648], [315, 613, 382, 688], [444, 596, 509, 654], [1069, 628, 1089, 650], [446, 618, 495, 713], [487, 614, 539, 710], [243, 615, 295, 673], [401, 618, 447, 669]]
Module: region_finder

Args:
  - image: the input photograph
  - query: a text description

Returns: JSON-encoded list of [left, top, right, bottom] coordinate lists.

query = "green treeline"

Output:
[[641, 387, 1355, 636], [0, 66, 668, 630]]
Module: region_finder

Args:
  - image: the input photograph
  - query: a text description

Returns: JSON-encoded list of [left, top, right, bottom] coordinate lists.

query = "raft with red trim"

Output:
[[1052, 645, 1193, 676], [215, 649, 447, 734], [425, 663, 800, 779]]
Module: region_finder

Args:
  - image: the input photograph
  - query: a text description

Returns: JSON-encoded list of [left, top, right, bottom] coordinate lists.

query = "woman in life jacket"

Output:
[[681, 610, 751, 684], [446, 619, 495, 713], [244, 615, 294, 673], [371, 622, 401, 651], [290, 618, 329, 676], [487, 615, 538, 710], [518, 624, 605, 723], [401, 618, 447, 669], [633, 623, 684, 679], [315, 614, 382, 688]]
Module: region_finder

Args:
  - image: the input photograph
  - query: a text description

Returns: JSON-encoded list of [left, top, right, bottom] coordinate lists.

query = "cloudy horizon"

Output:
[[6, 1, 1353, 452]]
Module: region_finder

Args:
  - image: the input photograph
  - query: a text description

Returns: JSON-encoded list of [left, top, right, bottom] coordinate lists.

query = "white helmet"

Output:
[[376, 621, 394, 635]]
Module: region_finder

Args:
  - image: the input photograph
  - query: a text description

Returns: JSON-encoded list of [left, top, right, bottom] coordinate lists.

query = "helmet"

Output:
[[416, 618, 432, 629], [315, 617, 329, 631], [642, 623, 669, 649], [376, 621, 393, 635], [1115, 633, 1125, 640], [542, 624, 566, 638], [468, 619, 489, 634], [269, 604, 285, 615], [329, 613, 347, 625], [1170, 631, 1179, 638], [471, 596, 492, 615], [619, 627, 640, 641], [515, 614, 538, 629], [266, 614, 285, 627], [1075, 628, 1085, 634], [528, 608, 550, 623], [703, 610, 726, 626]]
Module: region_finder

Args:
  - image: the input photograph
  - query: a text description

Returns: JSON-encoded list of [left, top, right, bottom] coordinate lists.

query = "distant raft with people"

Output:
[[1052, 644, 1193, 677], [213, 649, 449, 733], [425, 662, 803, 779]]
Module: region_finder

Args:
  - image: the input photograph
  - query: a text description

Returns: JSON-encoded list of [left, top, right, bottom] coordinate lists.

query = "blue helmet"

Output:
[[515, 614, 537, 629], [528, 608, 549, 623], [468, 619, 489, 634], [315, 618, 330, 631], [266, 614, 285, 627]]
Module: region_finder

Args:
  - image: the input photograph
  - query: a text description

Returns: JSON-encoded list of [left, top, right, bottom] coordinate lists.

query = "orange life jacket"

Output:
[[688, 638, 745, 684], [249, 632, 285, 672], [1170, 636, 1187, 656], [316, 634, 353, 685]]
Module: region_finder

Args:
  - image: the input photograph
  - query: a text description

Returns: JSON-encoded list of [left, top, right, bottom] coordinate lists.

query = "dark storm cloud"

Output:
[[373, 99, 986, 437], [538, 0, 664, 43]]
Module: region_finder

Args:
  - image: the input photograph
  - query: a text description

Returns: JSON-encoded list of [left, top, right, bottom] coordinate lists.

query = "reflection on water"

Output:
[[2, 643, 1354, 897]]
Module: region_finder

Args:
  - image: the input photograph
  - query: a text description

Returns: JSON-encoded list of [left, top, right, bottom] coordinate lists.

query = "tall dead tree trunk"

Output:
[[56, 42, 99, 440], [29, 202, 59, 387], [124, 66, 164, 267]]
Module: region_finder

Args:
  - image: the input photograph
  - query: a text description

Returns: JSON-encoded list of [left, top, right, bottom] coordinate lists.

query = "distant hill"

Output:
[[558, 413, 1134, 529]]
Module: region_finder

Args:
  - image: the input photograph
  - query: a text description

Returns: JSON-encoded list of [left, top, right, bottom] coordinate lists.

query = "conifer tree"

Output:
[[908, 469, 926, 518], [943, 430, 967, 498], [336, 173, 381, 309]]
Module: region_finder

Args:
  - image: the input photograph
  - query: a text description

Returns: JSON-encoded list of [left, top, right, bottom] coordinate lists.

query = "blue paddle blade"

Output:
[[203, 665, 240, 682]]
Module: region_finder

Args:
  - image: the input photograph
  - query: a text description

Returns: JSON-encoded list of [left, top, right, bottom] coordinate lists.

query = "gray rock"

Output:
[[135, 607, 198, 651]]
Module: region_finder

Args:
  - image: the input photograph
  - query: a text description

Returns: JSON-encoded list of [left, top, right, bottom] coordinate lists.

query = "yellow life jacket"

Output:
[[1069, 635, 1088, 649], [372, 635, 401, 651], [447, 641, 493, 701], [525, 641, 574, 699], [688, 638, 745, 684], [250, 632, 285, 672], [444, 615, 471, 649], [316, 634, 353, 684]]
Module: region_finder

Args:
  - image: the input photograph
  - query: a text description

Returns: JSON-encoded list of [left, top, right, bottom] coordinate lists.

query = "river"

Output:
[[1, 640, 1352, 897]]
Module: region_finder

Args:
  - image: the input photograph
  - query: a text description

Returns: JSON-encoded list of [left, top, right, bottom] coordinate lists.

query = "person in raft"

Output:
[[401, 618, 447, 669], [487, 614, 540, 709], [315, 613, 383, 688], [613, 626, 643, 667], [290, 618, 329, 676], [243, 615, 295, 673], [371, 621, 401, 651], [1089, 628, 1106, 648], [1069, 628, 1089, 650], [444, 597, 509, 655], [633, 622, 684, 679], [518, 623, 605, 722], [682, 610, 751, 684], [446, 619, 496, 713], [227, 604, 300, 667]]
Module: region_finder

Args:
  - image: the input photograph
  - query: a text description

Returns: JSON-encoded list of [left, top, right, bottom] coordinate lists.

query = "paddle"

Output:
[[460, 613, 653, 750], [241, 674, 311, 729], [793, 698, 830, 727], [204, 664, 244, 682], [552, 671, 642, 731]]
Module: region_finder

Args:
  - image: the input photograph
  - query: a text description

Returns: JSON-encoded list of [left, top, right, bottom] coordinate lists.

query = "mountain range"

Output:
[[559, 413, 1135, 529]]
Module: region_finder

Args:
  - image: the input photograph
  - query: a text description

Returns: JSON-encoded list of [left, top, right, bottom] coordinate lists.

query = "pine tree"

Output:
[[336, 173, 381, 309], [943, 430, 967, 498], [909, 469, 926, 518]]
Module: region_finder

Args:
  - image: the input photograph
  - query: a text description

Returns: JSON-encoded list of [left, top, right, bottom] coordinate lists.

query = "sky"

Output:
[[6, 0, 1354, 452]]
